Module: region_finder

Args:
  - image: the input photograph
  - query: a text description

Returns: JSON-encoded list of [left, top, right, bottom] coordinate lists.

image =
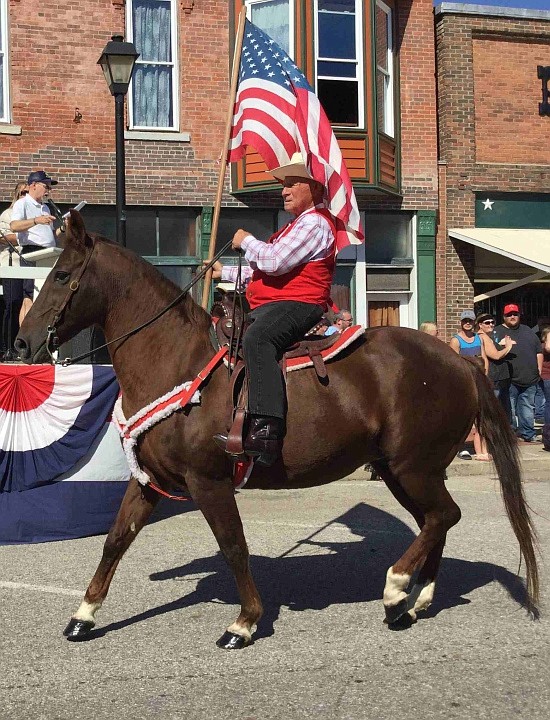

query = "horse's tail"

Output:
[[470, 363, 540, 613]]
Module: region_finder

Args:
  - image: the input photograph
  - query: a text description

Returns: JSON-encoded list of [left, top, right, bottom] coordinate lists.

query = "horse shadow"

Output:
[[86, 502, 530, 641]]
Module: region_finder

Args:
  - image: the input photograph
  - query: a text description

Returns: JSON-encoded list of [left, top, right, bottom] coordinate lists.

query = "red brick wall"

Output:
[[397, 0, 438, 211], [435, 8, 550, 337], [473, 36, 550, 165], [1, 0, 238, 207]]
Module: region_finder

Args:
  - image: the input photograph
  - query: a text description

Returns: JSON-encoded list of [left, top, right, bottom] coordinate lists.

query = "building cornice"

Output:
[[434, 3, 550, 22]]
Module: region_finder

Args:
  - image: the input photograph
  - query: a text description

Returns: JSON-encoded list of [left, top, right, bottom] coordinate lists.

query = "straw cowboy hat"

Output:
[[271, 152, 315, 182]]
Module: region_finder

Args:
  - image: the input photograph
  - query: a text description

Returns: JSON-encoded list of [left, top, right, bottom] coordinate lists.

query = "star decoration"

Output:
[[482, 198, 494, 210]]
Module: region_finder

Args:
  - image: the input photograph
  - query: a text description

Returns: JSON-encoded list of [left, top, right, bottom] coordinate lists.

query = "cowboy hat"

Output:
[[271, 152, 315, 182]]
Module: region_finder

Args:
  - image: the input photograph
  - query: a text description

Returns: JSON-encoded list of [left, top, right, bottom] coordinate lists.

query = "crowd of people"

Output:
[[0, 171, 59, 360], [421, 304, 550, 457]]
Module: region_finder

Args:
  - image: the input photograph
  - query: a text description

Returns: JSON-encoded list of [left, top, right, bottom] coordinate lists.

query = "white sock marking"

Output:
[[74, 599, 102, 623], [383, 568, 411, 608]]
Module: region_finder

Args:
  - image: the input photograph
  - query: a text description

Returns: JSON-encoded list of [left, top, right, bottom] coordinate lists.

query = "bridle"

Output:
[[45, 246, 95, 363], [44, 238, 236, 366]]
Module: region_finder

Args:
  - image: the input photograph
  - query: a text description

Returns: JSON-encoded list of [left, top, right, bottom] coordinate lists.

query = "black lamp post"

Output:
[[97, 35, 139, 247]]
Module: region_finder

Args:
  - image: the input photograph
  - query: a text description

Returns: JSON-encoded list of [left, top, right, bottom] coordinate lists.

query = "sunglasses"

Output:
[[504, 313, 519, 317], [481, 320, 495, 325]]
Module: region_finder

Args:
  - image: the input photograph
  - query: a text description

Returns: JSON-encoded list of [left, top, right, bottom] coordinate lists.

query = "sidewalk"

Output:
[[347, 443, 550, 481]]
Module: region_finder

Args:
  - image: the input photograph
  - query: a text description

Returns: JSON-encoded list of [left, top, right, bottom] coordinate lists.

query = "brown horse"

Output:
[[15, 212, 539, 648]]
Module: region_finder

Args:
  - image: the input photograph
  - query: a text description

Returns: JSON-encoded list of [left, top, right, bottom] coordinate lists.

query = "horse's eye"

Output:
[[54, 271, 70, 285]]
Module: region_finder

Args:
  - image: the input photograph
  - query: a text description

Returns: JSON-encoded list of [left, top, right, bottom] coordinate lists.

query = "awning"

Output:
[[449, 228, 550, 274]]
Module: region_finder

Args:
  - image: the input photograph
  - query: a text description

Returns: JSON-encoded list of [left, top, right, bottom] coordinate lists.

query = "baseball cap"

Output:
[[460, 310, 476, 321], [27, 170, 58, 186], [503, 303, 520, 315]]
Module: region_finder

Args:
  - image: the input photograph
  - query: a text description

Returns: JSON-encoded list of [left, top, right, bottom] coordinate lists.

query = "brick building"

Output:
[[1, 0, 439, 332], [435, 2, 550, 338]]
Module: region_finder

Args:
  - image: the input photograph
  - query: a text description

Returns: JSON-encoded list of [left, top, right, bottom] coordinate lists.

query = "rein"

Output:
[[46, 239, 237, 365]]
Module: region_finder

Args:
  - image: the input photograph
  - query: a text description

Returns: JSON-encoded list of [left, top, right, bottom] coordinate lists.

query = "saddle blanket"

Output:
[[284, 325, 364, 371], [219, 324, 364, 371]]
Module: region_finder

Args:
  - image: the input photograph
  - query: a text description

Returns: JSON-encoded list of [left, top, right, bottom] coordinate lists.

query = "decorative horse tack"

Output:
[[113, 346, 228, 487], [114, 324, 363, 487], [15, 213, 540, 650]]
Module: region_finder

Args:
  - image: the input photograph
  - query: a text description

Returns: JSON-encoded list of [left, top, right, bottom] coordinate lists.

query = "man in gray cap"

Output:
[[10, 170, 58, 321]]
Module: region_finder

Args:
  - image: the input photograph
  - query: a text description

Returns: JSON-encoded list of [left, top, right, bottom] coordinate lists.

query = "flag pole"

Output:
[[201, 6, 248, 310]]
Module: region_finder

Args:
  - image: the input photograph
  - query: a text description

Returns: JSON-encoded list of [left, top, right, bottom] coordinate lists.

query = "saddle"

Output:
[[213, 291, 338, 379], [211, 292, 362, 458]]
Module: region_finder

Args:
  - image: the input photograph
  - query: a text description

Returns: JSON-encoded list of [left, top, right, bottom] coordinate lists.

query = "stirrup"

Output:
[[213, 433, 246, 459]]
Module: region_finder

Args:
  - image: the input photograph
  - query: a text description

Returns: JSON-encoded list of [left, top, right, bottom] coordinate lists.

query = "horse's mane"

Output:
[[89, 232, 212, 331]]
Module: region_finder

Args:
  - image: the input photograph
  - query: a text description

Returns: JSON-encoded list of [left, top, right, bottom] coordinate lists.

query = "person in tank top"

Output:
[[450, 310, 489, 460]]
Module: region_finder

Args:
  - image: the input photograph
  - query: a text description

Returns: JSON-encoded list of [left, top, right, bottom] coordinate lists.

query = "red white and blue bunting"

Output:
[[0, 364, 129, 544]]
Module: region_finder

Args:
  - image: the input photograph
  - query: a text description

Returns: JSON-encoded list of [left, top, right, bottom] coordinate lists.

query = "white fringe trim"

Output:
[[113, 382, 201, 486]]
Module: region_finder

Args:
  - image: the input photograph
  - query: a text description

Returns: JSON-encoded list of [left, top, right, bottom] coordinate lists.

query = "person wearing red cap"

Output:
[[494, 304, 543, 442]]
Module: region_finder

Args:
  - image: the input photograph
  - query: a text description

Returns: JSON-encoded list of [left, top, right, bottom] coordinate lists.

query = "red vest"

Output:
[[246, 209, 336, 310]]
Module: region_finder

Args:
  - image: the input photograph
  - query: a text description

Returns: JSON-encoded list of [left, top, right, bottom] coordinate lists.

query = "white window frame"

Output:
[[314, 0, 364, 129], [126, 0, 179, 131], [0, 0, 10, 123], [245, 0, 295, 59], [376, 0, 394, 138]]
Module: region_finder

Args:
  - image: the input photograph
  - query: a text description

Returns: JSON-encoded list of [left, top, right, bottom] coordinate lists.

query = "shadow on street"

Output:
[[80, 502, 530, 642]]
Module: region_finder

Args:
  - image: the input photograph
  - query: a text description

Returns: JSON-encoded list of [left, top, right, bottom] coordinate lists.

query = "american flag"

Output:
[[228, 19, 364, 251]]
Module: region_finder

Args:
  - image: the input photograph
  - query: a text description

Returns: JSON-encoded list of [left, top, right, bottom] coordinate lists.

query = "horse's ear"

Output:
[[65, 210, 93, 249]]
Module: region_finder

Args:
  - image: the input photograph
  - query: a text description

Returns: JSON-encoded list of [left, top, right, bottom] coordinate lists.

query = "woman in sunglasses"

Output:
[[476, 312, 515, 423]]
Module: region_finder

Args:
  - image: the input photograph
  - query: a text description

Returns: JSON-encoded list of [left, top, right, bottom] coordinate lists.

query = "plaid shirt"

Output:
[[221, 206, 334, 285]]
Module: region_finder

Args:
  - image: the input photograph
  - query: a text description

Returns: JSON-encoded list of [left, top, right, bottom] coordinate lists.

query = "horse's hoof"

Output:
[[384, 597, 409, 625], [387, 612, 415, 631], [63, 618, 95, 641], [216, 630, 250, 649]]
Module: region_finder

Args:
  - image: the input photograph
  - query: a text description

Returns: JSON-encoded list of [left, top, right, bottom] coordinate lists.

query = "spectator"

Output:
[[449, 310, 487, 367], [541, 326, 550, 451], [493, 303, 543, 443], [476, 312, 515, 422], [534, 317, 550, 425], [419, 321, 439, 337], [325, 310, 353, 336], [10, 170, 57, 323], [0, 182, 27, 359], [450, 310, 488, 460]]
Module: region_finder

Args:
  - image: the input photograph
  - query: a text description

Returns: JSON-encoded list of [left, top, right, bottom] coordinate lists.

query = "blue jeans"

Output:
[[534, 379, 546, 420], [493, 379, 512, 424], [509, 383, 537, 441], [542, 379, 550, 449]]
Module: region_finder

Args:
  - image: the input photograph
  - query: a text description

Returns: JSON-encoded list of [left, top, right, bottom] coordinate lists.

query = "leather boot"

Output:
[[243, 415, 282, 467]]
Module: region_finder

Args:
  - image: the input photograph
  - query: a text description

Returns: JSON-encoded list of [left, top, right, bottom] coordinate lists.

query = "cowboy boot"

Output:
[[243, 415, 282, 467]]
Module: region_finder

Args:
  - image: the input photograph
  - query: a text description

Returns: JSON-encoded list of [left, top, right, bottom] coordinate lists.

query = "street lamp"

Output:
[[97, 34, 139, 247]]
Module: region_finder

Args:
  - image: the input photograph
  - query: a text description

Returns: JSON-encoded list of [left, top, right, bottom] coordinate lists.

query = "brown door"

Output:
[[368, 300, 400, 327]]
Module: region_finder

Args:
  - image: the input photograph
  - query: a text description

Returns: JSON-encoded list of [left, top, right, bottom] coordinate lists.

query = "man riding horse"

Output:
[[211, 152, 337, 467]]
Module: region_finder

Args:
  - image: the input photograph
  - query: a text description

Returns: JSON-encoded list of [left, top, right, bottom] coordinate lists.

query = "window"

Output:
[[61, 205, 199, 258], [246, 0, 292, 56], [0, 0, 9, 122], [216, 209, 277, 254], [375, 0, 394, 137], [362, 212, 412, 265], [315, 0, 363, 127], [127, 0, 178, 129]]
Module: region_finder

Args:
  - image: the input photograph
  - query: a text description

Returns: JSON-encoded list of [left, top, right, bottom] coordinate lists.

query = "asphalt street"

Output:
[[1, 445, 549, 720]]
